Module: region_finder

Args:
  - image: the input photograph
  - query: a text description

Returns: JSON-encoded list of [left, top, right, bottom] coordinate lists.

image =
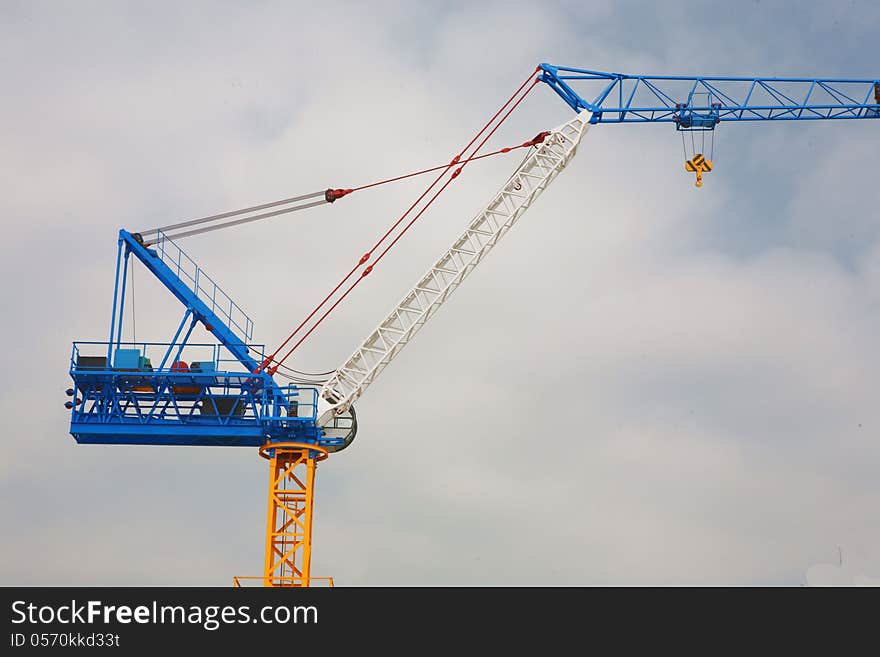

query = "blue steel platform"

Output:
[[69, 341, 323, 447], [68, 230, 353, 450]]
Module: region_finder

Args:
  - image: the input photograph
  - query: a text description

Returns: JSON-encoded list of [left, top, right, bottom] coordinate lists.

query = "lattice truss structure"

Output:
[[317, 113, 591, 422], [539, 64, 880, 126], [262, 444, 324, 587]]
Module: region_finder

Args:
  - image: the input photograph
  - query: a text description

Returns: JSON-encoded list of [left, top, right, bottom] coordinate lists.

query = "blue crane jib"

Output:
[[66, 229, 353, 449], [538, 64, 880, 129]]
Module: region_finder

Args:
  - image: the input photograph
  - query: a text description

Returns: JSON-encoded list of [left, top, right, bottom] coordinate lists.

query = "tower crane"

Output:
[[66, 63, 880, 586]]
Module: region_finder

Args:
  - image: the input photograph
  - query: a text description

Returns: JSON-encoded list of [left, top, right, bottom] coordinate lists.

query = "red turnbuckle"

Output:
[[325, 188, 353, 203]]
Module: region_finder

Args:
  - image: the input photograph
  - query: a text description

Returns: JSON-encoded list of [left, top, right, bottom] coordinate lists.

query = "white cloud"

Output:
[[1, 0, 878, 585]]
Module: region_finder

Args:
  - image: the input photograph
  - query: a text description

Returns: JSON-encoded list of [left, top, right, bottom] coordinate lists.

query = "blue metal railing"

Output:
[[152, 230, 254, 341], [71, 341, 267, 374]]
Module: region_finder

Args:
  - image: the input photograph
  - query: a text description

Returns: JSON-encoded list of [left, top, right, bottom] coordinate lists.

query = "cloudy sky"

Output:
[[1, 0, 878, 585]]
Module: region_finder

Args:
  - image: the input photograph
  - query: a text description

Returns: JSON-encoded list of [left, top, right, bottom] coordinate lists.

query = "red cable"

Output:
[[343, 142, 537, 196], [261, 68, 540, 374], [370, 81, 541, 273], [269, 79, 542, 371], [271, 77, 541, 372]]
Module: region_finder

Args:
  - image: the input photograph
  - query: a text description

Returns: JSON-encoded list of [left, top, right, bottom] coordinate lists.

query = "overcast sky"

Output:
[[1, 0, 878, 585]]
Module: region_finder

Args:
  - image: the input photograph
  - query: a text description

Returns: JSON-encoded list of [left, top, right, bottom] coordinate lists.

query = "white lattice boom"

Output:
[[316, 112, 591, 425]]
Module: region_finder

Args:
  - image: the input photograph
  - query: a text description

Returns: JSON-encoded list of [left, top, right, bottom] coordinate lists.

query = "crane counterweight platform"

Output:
[[66, 62, 878, 586]]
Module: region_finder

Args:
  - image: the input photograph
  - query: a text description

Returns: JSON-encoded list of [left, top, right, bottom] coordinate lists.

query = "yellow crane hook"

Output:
[[685, 153, 713, 188]]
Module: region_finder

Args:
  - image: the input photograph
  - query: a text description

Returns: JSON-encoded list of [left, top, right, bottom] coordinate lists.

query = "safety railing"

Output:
[[71, 341, 266, 374], [69, 342, 319, 425], [261, 385, 318, 422], [152, 230, 254, 341]]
